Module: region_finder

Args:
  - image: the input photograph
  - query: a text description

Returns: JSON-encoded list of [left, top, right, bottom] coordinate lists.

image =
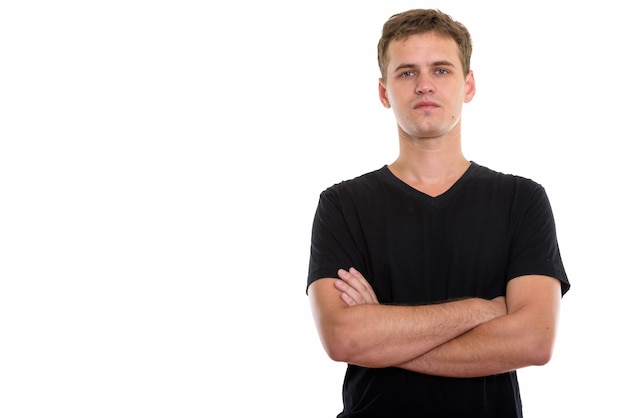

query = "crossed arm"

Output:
[[308, 267, 562, 378]]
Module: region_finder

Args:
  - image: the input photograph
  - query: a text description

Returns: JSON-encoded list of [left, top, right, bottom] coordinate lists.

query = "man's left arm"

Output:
[[398, 274, 563, 377]]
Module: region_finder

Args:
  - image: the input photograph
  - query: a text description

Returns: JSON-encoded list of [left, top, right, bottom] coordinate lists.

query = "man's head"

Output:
[[377, 9, 472, 82]]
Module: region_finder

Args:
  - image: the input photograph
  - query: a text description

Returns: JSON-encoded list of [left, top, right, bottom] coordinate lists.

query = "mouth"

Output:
[[414, 101, 439, 110]]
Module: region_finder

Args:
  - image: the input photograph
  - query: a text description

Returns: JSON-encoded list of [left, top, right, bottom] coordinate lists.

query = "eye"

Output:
[[400, 71, 415, 78], [434, 68, 449, 75]]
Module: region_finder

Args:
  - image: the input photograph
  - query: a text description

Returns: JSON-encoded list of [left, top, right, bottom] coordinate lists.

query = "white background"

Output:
[[1, 1, 623, 417]]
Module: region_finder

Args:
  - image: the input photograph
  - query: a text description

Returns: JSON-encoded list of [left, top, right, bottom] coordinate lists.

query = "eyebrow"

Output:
[[393, 60, 456, 73]]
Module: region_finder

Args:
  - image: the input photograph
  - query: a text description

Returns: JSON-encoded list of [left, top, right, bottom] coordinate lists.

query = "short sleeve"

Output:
[[506, 186, 570, 295], [306, 188, 367, 294]]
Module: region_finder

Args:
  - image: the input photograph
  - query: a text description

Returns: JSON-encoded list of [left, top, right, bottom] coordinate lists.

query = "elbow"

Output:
[[524, 332, 557, 366], [530, 344, 553, 366], [312, 307, 363, 363], [320, 329, 357, 363], [324, 343, 349, 363]]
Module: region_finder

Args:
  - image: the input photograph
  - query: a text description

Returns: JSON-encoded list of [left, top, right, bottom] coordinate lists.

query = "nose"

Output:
[[414, 74, 435, 95]]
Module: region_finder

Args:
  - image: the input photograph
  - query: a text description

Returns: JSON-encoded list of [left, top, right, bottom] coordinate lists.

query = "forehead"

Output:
[[387, 32, 461, 66]]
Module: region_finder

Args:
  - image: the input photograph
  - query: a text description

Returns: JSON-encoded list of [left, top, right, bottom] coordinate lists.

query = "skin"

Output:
[[308, 32, 563, 378]]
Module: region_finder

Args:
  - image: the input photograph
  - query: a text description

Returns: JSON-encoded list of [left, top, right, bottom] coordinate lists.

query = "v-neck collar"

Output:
[[380, 161, 477, 206]]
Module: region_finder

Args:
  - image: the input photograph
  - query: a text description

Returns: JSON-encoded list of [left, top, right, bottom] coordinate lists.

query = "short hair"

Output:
[[377, 9, 472, 81]]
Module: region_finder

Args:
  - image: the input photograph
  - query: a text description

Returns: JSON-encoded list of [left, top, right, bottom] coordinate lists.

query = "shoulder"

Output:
[[469, 162, 545, 194], [320, 166, 391, 198], [313, 167, 395, 219], [463, 163, 555, 217]]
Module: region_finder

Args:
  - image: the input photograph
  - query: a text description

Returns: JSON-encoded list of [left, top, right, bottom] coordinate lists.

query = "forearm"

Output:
[[397, 286, 560, 378], [310, 279, 505, 368], [397, 314, 521, 377], [337, 300, 499, 368]]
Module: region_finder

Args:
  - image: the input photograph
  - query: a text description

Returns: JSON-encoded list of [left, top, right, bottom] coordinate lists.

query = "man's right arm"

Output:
[[308, 272, 506, 369]]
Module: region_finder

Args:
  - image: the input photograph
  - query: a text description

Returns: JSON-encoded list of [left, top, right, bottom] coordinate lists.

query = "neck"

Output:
[[388, 129, 470, 196]]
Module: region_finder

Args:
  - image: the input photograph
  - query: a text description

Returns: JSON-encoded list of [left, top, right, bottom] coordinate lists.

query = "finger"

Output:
[[334, 278, 368, 305], [345, 268, 379, 303], [338, 268, 368, 293], [337, 269, 378, 304], [348, 268, 377, 298], [339, 290, 357, 307]]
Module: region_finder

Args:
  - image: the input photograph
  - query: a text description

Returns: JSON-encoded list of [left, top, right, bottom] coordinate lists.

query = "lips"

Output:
[[414, 101, 439, 110]]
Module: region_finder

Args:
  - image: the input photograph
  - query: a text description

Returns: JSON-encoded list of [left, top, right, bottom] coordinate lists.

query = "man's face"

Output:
[[379, 32, 475, 140]]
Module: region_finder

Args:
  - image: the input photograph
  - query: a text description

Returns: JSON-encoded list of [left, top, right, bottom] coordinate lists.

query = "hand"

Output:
[[335, 267, 379, 306]]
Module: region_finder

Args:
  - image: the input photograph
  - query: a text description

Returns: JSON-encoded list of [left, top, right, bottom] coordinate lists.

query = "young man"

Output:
[[306, 8, 570, 418]]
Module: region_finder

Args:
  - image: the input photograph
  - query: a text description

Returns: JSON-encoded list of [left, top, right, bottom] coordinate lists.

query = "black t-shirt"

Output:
[[307, 162, 569, 417]]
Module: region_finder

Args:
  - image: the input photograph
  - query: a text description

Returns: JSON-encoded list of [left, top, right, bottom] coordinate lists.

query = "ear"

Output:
[[378, 78, 391, 108], [464, 70, 476, 103]]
